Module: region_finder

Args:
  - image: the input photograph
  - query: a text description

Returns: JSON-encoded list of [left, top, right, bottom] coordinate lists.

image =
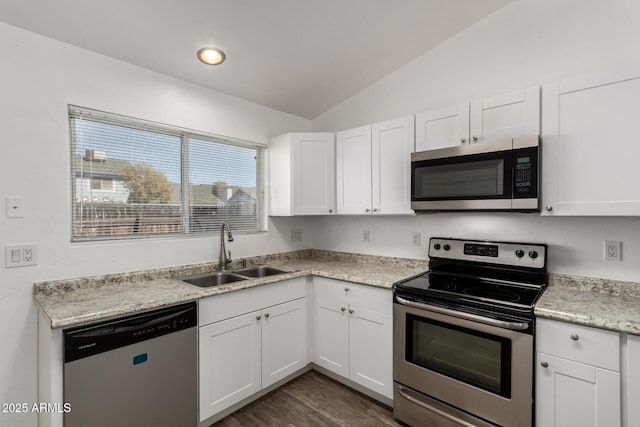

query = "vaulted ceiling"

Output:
[[0, 0, 511, 119]]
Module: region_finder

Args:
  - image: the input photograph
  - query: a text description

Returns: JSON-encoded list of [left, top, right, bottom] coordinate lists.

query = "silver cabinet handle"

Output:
[[349, 309, 354, 314], [264, 313, 270, 318], [344, 287, 350, 292], [372, 208, 378, 212], [365, 208, 370, 213], [540, 361, 549, 368], [472, 136, 478, 142], [545, 205, 553, 212], [570, 333, 579, 341], [329, 209, 333, 213], [256, 315, 261, 320], [460, 137, 466, 144], [341, 307, 346, 312]]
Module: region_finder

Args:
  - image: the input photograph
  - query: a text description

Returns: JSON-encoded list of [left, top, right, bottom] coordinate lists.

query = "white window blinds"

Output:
[[69, 106, 266, 241]]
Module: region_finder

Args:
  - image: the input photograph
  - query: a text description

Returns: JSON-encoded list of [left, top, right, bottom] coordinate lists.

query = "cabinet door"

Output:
[[336, 125, 372, 214], [542, 68, 640, 215], [626, 334, 640, 427], [313, 296, 349, 377], [371, 116, 415, 215], [415, 103, 470, 151], [199, 311, 261, 421], [536, 352, 621, 427], [261, 298, 307, 388], [292, 133, 335, 215], [470, 86, 539, 144], [348, 305, 393, 399]]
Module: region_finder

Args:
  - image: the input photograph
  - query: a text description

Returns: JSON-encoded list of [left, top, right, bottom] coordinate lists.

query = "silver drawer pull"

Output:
[[570, 333, 579, 341], [396, 386, 480, 427], [256, 315, 261, 320], [349, 309, 354, 314], [344, 287, 350, 292], [341, 307, 346, 312], [540, 361, 549, 368]]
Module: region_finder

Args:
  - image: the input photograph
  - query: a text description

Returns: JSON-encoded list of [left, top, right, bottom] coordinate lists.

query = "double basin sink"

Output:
[[178, 265, 296, 288]]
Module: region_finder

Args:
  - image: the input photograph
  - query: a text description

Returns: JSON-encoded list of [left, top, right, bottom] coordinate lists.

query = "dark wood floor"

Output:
[[211, 370, 402, 427]]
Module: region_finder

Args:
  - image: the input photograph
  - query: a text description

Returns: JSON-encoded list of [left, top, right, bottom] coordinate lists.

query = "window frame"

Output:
[[68, 105, 268, 242]]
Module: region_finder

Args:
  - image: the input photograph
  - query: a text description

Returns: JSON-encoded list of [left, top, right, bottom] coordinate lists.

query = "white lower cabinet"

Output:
[[536, 318, 621, 427], [198, 279, 307, 422], [313, 277, 393, 399], [625, 334, 640, 427]]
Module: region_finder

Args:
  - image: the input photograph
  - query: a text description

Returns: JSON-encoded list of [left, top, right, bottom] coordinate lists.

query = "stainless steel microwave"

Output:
[[411, 135, 540, 212]]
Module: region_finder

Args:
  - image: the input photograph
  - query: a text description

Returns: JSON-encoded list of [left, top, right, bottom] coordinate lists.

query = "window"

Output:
[[69, 106, 266, 241]]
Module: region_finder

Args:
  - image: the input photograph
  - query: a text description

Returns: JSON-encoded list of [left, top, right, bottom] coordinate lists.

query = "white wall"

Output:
[[310, 0, 640, 283], [0, 22, 312, 427]]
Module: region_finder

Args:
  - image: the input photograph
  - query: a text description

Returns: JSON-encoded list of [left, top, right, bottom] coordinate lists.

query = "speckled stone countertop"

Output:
[[35, 249, 428, 329], [535, 273, 640, 335]]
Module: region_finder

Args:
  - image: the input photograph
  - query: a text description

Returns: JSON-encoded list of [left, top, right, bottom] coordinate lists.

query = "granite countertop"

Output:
[[34, 249, 428, 329], [35, 248, 640, 335], [535, 274, 640, 335]]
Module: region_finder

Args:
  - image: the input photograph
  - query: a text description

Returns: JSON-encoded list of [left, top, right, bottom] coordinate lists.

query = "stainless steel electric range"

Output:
[[393, 237, 547, 427]]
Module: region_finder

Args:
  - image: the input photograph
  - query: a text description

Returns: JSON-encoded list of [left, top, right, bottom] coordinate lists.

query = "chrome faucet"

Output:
[[218, 221, 234, 270]]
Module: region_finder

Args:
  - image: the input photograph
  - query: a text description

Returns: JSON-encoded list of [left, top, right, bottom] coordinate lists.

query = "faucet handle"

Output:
[[227, 250, 232, 263]]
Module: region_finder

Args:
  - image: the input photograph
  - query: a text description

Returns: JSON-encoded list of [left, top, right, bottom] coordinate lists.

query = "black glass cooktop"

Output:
[[396, 271, 544, 310]]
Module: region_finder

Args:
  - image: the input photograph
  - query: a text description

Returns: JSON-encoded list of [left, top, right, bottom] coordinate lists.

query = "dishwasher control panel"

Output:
[[63, 302, 197, 362]]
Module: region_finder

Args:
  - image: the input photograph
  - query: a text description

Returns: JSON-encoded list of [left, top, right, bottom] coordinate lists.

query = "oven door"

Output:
[[411, 139, 513, 211], [393, 299, 533, 427]]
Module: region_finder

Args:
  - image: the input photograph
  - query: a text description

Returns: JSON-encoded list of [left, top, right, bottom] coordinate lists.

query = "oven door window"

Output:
[[406, 314, 512, 398], [412, 151, 512, 200]]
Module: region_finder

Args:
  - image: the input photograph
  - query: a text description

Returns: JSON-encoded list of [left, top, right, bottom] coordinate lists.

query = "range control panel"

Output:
[[429, 237, 546, 269]]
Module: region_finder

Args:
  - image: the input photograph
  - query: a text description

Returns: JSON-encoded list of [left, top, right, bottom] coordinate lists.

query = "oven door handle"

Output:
[[396, 385, 482, 427], [395, 296, 530, 331]]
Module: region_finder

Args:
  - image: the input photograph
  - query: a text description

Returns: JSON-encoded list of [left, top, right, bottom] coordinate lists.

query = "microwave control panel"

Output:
[[513, 147, 538, 199]]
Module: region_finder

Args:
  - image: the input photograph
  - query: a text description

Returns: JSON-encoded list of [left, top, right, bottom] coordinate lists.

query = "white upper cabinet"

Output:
[[415, 103, 469, 151], [336, 125, 372, 214], [542, 66, 640, 216], [337, 116, 414, 215], [469, 86, 540, 144], [415, 87, 540, 151], [269, 132, 335, 216]]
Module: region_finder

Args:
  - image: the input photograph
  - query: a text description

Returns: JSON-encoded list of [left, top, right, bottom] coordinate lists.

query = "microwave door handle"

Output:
[[395, 296, 529, 331]]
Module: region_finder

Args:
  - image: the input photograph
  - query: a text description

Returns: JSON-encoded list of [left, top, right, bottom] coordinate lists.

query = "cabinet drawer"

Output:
[[199, 278, 306, 326], [313, 277, 392, 315], [537, 318, 620, 371]]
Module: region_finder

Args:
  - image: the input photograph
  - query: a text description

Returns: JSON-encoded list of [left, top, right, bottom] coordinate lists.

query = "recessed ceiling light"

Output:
[[197, 47, 226, 65]]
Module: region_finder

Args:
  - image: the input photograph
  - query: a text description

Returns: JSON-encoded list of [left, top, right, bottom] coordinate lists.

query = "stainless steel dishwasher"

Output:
[[63, 301, 197, 427]]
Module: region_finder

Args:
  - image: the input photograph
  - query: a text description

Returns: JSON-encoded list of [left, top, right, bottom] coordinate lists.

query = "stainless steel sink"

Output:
[[178, 265, 295, 288], [232, 265, 294, 278], [180, 271, 247, 288]]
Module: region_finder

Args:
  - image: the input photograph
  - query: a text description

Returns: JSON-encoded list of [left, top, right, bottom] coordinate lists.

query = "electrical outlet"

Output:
[[363, 230, 370, 243], [412, 232, 421, 247], [290, 229, 303, 242], [5, 244, 38, 267], [604, 241, 621, 261]]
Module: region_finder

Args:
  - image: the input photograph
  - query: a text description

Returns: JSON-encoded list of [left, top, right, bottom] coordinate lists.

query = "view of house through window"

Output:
[[69, 106, 266, 241]]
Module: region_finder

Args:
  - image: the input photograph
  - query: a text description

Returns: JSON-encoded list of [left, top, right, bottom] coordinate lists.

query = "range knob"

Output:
[[515, 249, 525, 258], [443, 244, 451, 251], [433, 243, 441, 250], [529, 251, 539, 259]]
